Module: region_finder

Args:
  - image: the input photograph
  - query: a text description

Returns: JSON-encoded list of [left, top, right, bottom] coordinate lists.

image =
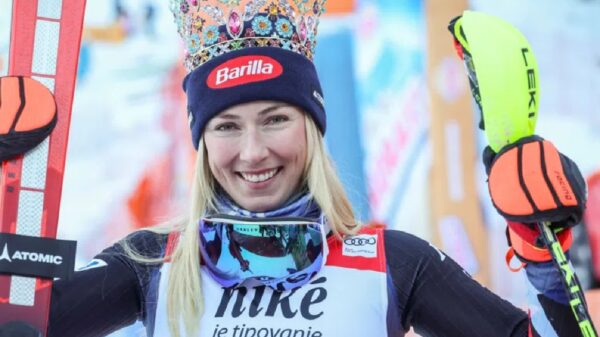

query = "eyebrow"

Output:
[[216, 104, 288, 120]]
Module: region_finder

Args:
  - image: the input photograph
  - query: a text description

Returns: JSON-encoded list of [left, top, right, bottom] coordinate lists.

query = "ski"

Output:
[[0, 0, 86, 335]]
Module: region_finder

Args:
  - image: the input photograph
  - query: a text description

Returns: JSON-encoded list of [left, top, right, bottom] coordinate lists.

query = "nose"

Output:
[[239, 127, 269, 164]]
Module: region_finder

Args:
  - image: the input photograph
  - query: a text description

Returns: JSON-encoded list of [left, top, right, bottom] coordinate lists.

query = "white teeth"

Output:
[[240, 168, 278, 183]]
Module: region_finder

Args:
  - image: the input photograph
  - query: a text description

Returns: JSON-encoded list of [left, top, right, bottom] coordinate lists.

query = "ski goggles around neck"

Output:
[[199, 214, 328, 291]]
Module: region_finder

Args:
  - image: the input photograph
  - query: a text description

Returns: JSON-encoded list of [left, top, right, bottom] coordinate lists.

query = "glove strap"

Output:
[[506, 223, 573, 266], [505, 247, 527, 272]]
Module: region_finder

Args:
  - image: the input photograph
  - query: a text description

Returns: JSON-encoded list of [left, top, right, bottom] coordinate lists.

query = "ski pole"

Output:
[[538, 221, 597, 337], [448, 11, 598, 337]]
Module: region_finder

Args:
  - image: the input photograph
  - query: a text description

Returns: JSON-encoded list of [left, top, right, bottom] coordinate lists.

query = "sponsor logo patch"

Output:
[[207, 55, 283, 89], [0, 233, 77, 279], [187, 108, 194, 128], [312, 90, 325, 108], [78, 258, 108, 271], [0, 243, 63, 265], [342, 234, 377, 258]]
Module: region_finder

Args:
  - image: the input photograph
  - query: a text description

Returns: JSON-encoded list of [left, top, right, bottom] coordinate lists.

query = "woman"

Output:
[[1, 2, 590, 337]]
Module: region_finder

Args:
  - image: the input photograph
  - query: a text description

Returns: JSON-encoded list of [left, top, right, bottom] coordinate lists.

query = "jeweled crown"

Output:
[[169, 0, 327, 72]]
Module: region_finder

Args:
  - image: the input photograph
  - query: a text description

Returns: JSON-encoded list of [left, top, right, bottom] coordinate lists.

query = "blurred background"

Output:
[[1, 0, 600, 336]]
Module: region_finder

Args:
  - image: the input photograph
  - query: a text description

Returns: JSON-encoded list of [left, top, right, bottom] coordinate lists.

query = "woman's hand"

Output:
[[483, 135, 586, 263]]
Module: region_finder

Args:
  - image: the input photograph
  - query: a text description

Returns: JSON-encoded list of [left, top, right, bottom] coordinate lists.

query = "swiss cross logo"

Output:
[[207, 55, 283, 89]]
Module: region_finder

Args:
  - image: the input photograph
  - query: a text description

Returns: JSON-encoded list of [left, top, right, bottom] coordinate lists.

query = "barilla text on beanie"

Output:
[[208, 55, 283, 89]]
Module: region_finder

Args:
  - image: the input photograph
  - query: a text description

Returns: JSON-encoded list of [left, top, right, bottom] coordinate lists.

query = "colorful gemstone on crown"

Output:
[[194, 17, 206, 31], [227, 10, 243, 37], [268, 3, 279, 21], [298, 16, 307, 43], [180, 1, 190, 14]]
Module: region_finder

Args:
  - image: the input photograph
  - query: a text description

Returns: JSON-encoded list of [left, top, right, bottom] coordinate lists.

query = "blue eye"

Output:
[[267, 115, 289, 125], [215, 123, 238, 132]]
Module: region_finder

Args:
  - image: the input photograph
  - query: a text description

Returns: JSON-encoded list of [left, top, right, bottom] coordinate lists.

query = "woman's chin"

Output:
[[232, 193, 288, 212]]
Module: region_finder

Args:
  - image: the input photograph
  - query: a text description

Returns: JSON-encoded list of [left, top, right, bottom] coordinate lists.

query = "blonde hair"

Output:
[[123, 114, 359, 337]]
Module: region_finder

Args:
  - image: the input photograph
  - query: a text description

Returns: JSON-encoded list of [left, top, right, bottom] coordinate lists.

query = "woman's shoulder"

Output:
[[95, 229, 170, 263], [382, 228, 429, 247], [91, 230, 172, 291], [348, 226, 433, 254], [121, 229, 170, 258], [381, 229, 448, 266]]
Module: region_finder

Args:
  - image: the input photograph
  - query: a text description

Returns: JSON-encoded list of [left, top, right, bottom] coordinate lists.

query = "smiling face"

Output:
[[203, 101, 307, 212]]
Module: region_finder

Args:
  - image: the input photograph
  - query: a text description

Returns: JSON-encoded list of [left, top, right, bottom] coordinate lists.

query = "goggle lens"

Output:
[[199, 214, 326, 291]]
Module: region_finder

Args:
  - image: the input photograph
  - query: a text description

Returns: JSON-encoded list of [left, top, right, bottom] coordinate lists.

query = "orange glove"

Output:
[[483, 135, 586, 265], [0, 76, 57, 162], [484, 135, 586, 228]]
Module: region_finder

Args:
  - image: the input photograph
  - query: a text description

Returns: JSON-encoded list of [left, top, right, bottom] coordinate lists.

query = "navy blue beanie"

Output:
[[183, 47, 326, 149]]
